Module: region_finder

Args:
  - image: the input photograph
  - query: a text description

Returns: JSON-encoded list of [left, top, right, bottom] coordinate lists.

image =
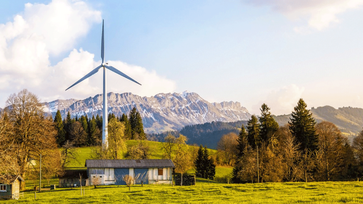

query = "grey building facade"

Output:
[[85, 159, 175, 185]]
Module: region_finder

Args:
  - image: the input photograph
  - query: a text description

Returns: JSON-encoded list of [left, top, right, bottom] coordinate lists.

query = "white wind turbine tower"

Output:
[[65, 20, 141, 149]]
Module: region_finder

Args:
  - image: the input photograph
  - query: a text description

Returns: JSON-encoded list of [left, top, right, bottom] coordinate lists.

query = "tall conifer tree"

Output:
[[204, 146, 215, 180], [129, 107, 145, 140], [80, 115, 89, 136], [247, 115, 260, 149], [96, 115, 103, 130], [289, 99, 318, 152], [194, 145, 215, 179], [121, 114, 132, 139], [54, 110, 66, 146], [259, 104, 279, 145], [129, 107, 138, 139], [236, 124, 248, 157], [233, 124, 248, 183], [88, 116, 100, 146], [65, 111, 73, 142], [135, 112, 146, 140], [195, 145, 205, 178]]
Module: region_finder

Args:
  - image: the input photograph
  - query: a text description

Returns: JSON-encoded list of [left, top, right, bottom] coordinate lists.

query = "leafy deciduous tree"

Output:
[[4, 89, 59, 189], [173, 134, 192, 186]]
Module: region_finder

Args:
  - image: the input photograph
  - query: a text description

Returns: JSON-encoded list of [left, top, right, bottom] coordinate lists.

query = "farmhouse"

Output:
[[85, 159, 175, 185], [0, 175, 24, 200]]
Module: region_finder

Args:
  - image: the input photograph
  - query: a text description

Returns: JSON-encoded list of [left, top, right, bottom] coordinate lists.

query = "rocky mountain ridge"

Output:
[[43, 91, 251, 133]]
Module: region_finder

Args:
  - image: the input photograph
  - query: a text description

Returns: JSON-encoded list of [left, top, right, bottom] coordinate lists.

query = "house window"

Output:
[[90, 168, 105, 174], [158, 168, 163, 176], [0, 184, 7, 192]]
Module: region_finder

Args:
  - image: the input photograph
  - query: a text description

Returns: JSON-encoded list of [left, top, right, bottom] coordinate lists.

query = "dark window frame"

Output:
[[158, 168, 163, 176], [0, 184, 7, 192]]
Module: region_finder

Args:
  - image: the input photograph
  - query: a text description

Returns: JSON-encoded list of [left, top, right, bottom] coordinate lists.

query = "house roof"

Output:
[[58, 170, 88, 179], [0, 175, 24, 184], [85, 159, 175, 168]]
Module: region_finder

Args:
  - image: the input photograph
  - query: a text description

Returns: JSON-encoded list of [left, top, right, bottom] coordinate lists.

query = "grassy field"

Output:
[[12, 141, 363, 203], [4, 181, 363, 203], [64, 140, 218, 169]]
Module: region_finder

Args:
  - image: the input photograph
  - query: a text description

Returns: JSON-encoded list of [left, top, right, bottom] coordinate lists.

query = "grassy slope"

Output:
[[7, 181, 363, 203], [64, 140, 231, 179]]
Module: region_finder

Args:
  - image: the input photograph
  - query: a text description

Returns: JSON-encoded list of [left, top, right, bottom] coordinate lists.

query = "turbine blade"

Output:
[[65, 65, 102, 91], [105, 65, 142, 86], [101, 19, 105, 64]]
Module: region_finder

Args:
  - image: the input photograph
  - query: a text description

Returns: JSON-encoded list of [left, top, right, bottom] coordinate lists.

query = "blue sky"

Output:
[[0, 0, 363, 115]]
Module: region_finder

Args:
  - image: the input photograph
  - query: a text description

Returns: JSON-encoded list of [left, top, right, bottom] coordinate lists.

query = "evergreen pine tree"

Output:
[[65, 111, 73, 142], [289, 99, 318, 152], [259, 104, 279, 145], [121, 114, 132, 139], [194, 145, 215, 179], [129, 107, 138, 139], [236, 124, 248, 158], [135, 112, 146, 140], [247, 115, 260, 149], [88, 116, 100, 146], [129, 107, 145, 140], [96, 115, 103, 130], [80, 115, 89, 138], [233, 124, 248, 183], [204, 146, 215, 180], [108, 113, 116, 121], [54, 110, 66, 146], [194, 145, 205, 178]]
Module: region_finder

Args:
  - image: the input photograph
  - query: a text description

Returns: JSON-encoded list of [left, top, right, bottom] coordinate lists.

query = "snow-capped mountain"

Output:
[[43, 91, 251, 133]]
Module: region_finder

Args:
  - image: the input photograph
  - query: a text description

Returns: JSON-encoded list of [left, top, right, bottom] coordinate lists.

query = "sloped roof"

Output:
[[85, 159, 175, 168], [58, 170, 88, 179], [0, 175, 24, 184]]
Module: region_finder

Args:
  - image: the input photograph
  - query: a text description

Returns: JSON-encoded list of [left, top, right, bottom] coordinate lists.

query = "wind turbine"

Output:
[[65, 20, 141, 149]]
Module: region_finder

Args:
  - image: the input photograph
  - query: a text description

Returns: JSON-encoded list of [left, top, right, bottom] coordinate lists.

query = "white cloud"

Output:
[[0, 0, 177, 106], [262, 84, 305, 115], [243, 0, 363, 31]]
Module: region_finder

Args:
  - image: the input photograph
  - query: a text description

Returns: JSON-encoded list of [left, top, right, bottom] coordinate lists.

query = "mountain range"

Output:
[[43, 91, 251, 133], [2, 91, 363, 146]]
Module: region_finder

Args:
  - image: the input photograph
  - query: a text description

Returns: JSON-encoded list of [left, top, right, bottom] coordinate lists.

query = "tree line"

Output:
[[222, 99, 361, 183], [54, 107, 146, 147]]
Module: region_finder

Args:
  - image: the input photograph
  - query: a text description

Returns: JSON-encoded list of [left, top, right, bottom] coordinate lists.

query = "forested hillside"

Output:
[[274, 106, 363, 140], [151, 106, 363, 149], [149, 121, 247, 149]]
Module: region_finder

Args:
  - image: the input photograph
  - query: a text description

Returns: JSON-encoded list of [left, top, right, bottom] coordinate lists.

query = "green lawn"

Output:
[[64, 140, 217, 169], [5, 181, 363, 203]]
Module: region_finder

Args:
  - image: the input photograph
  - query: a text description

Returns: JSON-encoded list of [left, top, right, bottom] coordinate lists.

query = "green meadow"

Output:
[[4, 181, 363, 203], [6, 141, 363, 203]]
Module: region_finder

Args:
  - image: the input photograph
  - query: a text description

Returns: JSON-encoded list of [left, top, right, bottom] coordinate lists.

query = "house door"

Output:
[[114, 168, 129, 185], [134, 169, 148, 184]]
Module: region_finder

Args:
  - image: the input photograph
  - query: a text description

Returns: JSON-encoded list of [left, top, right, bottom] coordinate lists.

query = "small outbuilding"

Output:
[[0, 175, 24, 200], [85, 159, 175, 185], [58, 170, 88, 187]]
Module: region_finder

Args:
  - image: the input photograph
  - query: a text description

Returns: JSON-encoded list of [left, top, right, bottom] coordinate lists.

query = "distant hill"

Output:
[[274, 106, 363, 140], [149, 121, 247, 149], [152, 106, 363, 149]]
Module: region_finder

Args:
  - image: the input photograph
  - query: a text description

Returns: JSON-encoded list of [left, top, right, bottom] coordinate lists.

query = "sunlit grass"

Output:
[[5, 181, 363, 203]]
